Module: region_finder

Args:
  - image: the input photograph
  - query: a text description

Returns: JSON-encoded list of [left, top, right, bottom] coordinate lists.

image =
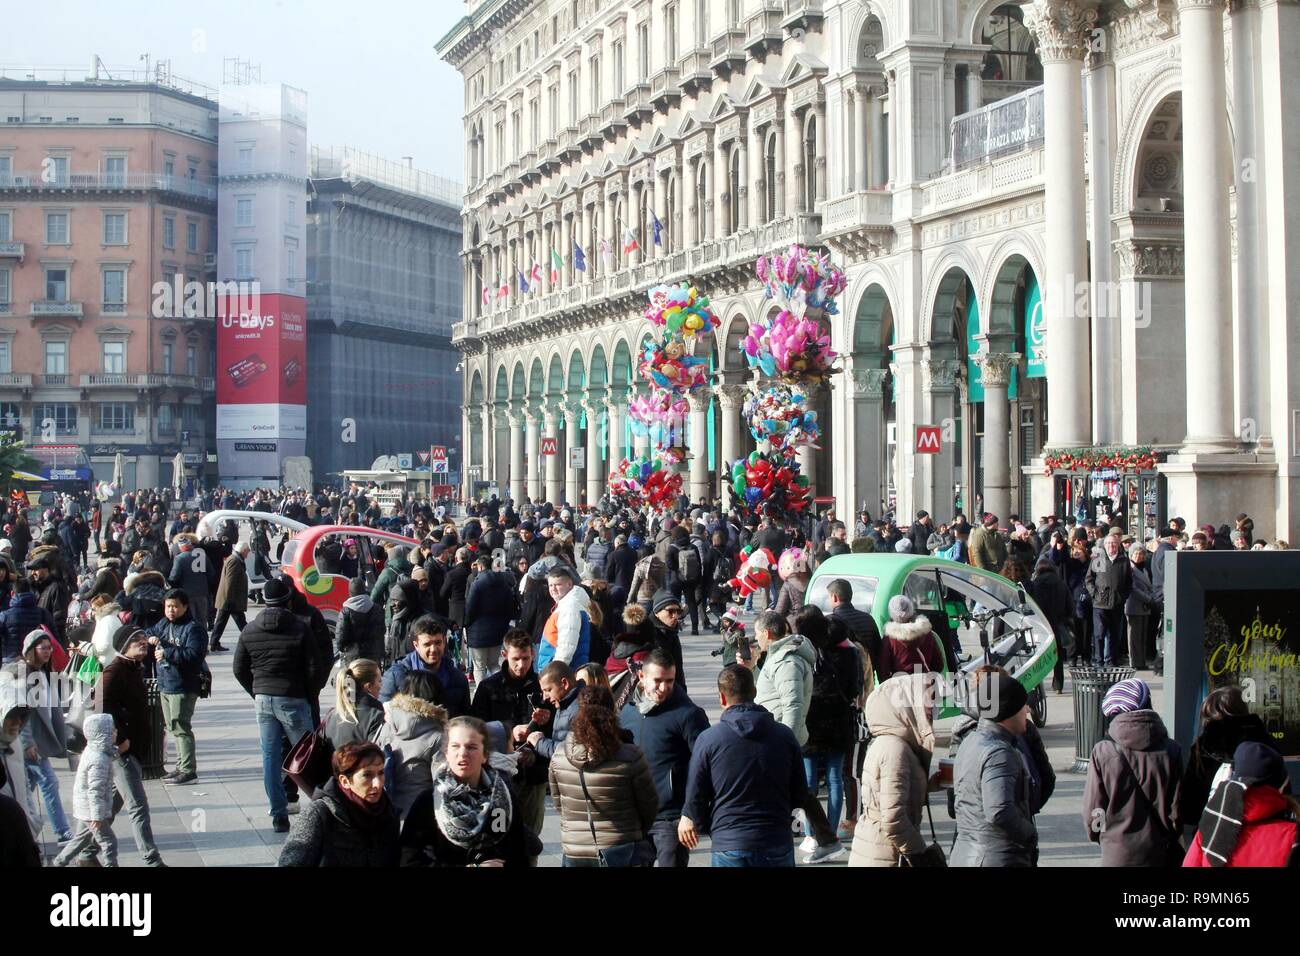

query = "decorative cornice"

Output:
[[972, 352, 1021, 389], [1022, 1, 1098, 64], [1112, 238, 1185, 277], [1110, 2, 1178, 59]]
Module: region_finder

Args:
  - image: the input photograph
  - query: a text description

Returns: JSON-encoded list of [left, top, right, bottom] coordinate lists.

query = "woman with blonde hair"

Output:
[[326, 658, 385, 748]]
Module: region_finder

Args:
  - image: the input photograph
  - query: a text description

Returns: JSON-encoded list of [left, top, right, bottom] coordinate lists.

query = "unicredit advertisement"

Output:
[[216, 293, 307, 481]]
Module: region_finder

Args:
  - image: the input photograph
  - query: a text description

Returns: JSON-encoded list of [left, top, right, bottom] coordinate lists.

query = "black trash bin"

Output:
[[1069, 665, 1134, 773], [141, 677, 167, 780]]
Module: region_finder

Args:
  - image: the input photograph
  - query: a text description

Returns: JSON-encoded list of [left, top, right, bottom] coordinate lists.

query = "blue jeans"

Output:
[[712, 846, 796, 867], [27, 756, 71, 838], [561, 841, 643, 867], [254, 695, 313, 818], [803, 752, 846, 835]]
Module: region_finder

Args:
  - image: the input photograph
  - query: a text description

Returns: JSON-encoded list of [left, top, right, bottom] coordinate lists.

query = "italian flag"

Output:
[[550, 249, 564, 284], [622, 228, 639, 254]]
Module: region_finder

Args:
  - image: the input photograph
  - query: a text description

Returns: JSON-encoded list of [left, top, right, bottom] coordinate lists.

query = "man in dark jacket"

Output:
[[908, 511, 933, 556], [168, 538, 211, 637], [231, 576, 318, 832], [679, 663, 807, 866], [334, 576, 385, 664], [370, 545, 414, 628], [1148, 528, 1179, 675], [440, 548, 474, 630], [463, 555, 517, 682], [27, 554, 69, 644], [473, 631, 548, 847], [379, 615, 471, 716], [122, 516, 168, 571], [1085, 529, 1133, 667], [620, 648, 710, 867], [210, 543, 250, 652], [825, 578, 882, 681], [523, 660, 583, 761], [1028, 558, 1072, 692], [1124, 545, 1156, 669], [99, 625, 164, 865], [0, 580, 54, 663], [604, 535, 638, 609], [146, 589, 207, 784]]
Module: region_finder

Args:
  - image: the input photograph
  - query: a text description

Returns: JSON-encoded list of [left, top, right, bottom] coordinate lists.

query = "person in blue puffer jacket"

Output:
[[0, 580, 54, 663], [145, 589, 207, 784]]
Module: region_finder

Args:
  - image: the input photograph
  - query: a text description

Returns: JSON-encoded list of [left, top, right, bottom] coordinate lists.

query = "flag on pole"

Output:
[[622, 228, 639, 255], [599, 237, 611, 263], [651, 211, 663, 247], [573, 241, 587, 272], [481, 285, 490, 307], [529, 261, 543, 287], [550, 249, 564, 284], [518, 270, 530, 294], [496, 275, 509, 299]]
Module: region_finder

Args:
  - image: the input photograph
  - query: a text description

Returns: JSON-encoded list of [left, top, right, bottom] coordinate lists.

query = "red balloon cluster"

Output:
[[607, 455, 684, 511], [734, 450, 812, 516]]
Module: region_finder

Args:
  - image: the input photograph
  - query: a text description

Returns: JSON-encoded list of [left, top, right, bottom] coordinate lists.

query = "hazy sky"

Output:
[[0, 0, 468, 183]]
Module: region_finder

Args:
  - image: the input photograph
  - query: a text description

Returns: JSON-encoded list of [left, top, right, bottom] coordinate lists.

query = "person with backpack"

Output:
[[335, 577, 386, 666], [793, 606, 862, 855], [1083, 678, 1185, 866], [666, 526, 702, 636], [688, 523, 714, 632], [707, 531, 735, 624]]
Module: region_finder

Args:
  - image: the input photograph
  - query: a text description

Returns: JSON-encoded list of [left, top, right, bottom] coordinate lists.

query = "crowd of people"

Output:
[[0, 485, 1294, 869]]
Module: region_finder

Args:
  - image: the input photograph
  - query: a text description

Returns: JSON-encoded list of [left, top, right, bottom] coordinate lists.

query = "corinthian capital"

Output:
[[850, 368, 888, 398], [922, 359, 963, 393], [1022, 1, 1098, 63], [973, 352, 1022, 389], [715, 384, 750, 410]]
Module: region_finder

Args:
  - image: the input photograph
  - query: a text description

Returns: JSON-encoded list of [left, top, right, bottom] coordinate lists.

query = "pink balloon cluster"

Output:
[[755, 243, 848, 316], [742, 310, 839, 383]]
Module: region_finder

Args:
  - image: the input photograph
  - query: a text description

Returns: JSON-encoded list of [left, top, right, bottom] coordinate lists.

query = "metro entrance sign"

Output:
[[429, 445, 448, 474], [915, 425, 942, 454], [540, 436, 558, 455]]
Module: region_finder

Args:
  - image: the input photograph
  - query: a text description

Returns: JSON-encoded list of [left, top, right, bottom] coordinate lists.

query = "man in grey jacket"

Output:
[[1084, 529, 1133, 667], [952, 672, 1037, 866]]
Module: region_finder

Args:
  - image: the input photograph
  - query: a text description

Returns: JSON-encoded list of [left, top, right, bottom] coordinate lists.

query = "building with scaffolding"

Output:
[[305, 147, 463, 486]]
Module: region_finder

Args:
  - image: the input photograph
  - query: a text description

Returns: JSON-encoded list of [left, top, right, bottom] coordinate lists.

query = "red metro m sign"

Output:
[[915, 426, 942, 455]]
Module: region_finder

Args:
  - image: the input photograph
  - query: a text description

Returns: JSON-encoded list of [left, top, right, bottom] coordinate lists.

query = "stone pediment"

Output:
[[781, 52, 828, 87], [739, 72, 782, 105]]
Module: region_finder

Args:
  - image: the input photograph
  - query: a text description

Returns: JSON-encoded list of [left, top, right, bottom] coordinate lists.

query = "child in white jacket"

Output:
[[53, 712, 118, 867]]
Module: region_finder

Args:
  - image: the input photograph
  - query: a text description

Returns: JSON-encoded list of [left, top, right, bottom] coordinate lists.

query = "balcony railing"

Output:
[[649, 68, 681, 108], [677, 49, 712, 92], [40, 374, 70, 386], [30, 300, 83, 317], [0, 171, 216, 201], [0, 373, 32, 388], [950, 85, 1044, 171], [623, 83, 653, 124], [921, 145, 1045, 215], [782, 0, 824, 30], [0, 241, 23, 259], [599, 100, 627, 136], [818, 188, 893, 233]]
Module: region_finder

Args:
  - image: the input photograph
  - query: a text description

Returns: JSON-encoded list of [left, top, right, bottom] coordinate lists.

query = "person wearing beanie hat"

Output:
[[968, 513, 1007, 572], [97, 619, 165, 865], [877, 594, 945, 681], [951, 668, 1038, 867], [1184, 740, 1298, 867], [232, 571, 319, 831], [1083, 677, 1183, 866]]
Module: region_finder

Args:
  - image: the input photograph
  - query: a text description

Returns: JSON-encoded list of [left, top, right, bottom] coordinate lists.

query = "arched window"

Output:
[[980, 5, 1042, 92], [764, 129, 778, 222]]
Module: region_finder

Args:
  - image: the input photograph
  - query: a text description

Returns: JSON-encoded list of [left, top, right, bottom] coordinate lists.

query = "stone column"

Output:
[[631, 182, 645, 266], [544, 404, 563, 504], [787, 105, 804, 215], [850, 367, 888, 520], [814, 100, 827, 203], [509, 410, 526, 504], [525, 407, 542, 503], [747, 121, 763, 226], [922, 357, 961, 519], [965, 68, 981, 114], [774, 108, 787, 218], [688, 389, 712, 503], [854, 88, 870, 192], [563, 400, 582, 506], [649, 171, 663, 259], [1023, 0, 1095, 449], [560, 213, 572, 288], [606, 394, 625, 468], [737, 133, 750, 229], [713, 134, 727, 238], [466, 408, 482, 499], [584, 394, 604, 504], [871, 89, 887, 188], [602, 190, 614, 274], [974, 353, 1020, 522], [1177, 0, 1238, 451], [715, 384, 748, 499]]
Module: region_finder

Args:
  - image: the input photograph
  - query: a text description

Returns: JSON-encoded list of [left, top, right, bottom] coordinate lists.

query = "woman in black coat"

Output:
[[1178, 687, 1272, 829], [516, 571, 555, 647], [278, 742, 400, 867], [1028, 558, 1073, 693]]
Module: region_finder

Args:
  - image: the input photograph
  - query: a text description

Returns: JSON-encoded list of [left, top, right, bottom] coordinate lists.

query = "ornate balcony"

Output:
[[649, 68, 681, 112], [818, 189, 894, 258], [0, 241, 23, 260], [557, 125, 582, 161], [30, 300, 83, 318], [745, 5, 784, 59], [0, 373, 33, 389], [623, 83, 653, 126], [677, 48, 712, 95], [710, 30, 747, 77], [578, 112, 603, 150], [782, 0, 824, 32], [600, 100, 628, 139], [0, 170, 216, 203]]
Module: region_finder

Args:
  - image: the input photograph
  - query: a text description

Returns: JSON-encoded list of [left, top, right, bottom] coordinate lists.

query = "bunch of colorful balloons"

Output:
[[743, 384, 820, 456], [645, 283, 720, 344], [639, 335, 709, 393], [726, 546, 776, 600], [741, 304, 840, 382], [607, 453, 684, 511], [627, 392, 689, 449], [755, 242, 848, 316], [729, 450, 812, 515]]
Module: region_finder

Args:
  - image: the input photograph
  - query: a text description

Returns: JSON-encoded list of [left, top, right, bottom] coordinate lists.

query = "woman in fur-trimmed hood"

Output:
[[375, 680, 449, 820], [876, 595, 946, 680]]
